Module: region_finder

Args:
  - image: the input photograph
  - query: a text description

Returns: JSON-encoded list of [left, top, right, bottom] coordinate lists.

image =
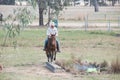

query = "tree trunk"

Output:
[[39, 8, 44, 26], [38, 0, 44, 26], [93, 0, 99, 12], [112, 0, 114, 6], [48, 0, 51, 25], [112, 0, 116, 6], [90, 0, 93, 6]]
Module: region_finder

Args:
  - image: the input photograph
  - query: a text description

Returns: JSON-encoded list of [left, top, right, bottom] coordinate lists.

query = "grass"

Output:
[[0, 28, 120, 80], [0, 72, 52, 80]]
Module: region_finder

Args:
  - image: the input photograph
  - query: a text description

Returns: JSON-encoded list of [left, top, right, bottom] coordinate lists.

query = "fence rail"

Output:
[[84, 13, 120, 31]]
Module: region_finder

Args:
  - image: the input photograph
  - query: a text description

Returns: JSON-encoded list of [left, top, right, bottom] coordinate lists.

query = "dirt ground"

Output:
[[3, 64, 72, 79]]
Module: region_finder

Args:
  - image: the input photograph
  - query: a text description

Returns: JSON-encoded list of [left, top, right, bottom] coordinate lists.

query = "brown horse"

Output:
[[46, 34, 57, 62]]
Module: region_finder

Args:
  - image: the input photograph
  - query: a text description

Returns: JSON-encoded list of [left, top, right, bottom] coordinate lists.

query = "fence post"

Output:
[[105, 14, 106, 21], [108, 18, 111, 31], [118, 16, 120, 27], [0, 13, 3, 24], [85, 14, 88, 31]]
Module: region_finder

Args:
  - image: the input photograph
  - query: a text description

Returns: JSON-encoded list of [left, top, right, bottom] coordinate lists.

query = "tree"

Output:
[[29, 0, 64, 26], [107, 0, 117, 6], [93, 0, 99, 12], [38, 0, 47, 26], [0, 0, 15, 5], [64, 0, 72, 6], [2, 7, 35, 47], [111, 0, 117, 6], [2, 0, 64, 47], [47, 0, 64, 25]]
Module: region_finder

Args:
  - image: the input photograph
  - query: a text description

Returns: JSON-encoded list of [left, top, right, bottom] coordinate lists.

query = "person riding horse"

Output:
[[43, 22, 60, 52]]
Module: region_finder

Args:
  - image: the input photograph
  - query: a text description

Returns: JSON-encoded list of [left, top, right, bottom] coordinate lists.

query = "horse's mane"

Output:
[[47, 34, 56, 51]]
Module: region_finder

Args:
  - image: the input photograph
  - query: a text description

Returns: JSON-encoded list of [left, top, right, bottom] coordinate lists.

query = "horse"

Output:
[[46, 34, 57, 62]]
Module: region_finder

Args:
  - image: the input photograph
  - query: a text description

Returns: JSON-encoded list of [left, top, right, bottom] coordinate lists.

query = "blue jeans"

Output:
[[44, 38, 60, 50]]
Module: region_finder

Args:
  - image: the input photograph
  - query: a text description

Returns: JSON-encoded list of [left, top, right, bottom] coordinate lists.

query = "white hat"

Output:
[[50, 22, 55, 27]]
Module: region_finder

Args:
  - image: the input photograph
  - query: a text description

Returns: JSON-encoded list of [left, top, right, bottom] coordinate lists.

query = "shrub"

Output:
[[100, 60, 108, 72], [111, 57, 120, 73]]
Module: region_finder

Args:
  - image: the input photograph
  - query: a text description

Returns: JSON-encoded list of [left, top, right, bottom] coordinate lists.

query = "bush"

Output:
[[111, 57, 120, 73], [100, 60, 108, 72]]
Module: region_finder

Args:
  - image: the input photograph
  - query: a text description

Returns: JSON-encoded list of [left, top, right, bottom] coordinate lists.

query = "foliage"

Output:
[[99, 60, 108, 72], [0, 0, 15, 5], [111, 57, 120, 73], [2, 7, 35, 48], [64, 0, 73, 6], [26, 0, 37, 9], [48, 0, 64, 18], [28, 0, 64, 25]]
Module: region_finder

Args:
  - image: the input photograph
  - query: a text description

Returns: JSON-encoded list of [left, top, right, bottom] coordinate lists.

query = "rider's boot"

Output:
[[43, 41, 47, 51], [57, 46, 61, 53]]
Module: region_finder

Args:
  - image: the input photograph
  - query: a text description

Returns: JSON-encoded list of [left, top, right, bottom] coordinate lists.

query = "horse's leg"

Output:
[[46, 52, 49, 62], [47, 55, 49, 62], [54, 51, 56, 61], [48, 51, 51, 62], [51, 51, 53, 62]]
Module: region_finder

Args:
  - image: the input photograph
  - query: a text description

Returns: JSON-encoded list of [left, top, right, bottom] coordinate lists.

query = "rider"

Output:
[[43, 21, 60, 52], [52, 17, 58, 28]]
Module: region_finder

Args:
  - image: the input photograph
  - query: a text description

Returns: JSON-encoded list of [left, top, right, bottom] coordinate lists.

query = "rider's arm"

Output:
[[55, 28, 58, 36]]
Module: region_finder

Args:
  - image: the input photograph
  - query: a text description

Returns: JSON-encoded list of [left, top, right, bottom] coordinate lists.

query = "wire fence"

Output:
[[84, 13, 120, 31]]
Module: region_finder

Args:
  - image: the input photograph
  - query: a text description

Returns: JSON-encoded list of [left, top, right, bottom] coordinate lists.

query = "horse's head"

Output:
[[51, 34, 56, 46], [48, 34, 56, 47], [51, 34, 56, 40]]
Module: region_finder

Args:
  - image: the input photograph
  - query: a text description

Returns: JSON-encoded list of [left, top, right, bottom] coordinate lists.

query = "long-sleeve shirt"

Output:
[[47, 27, 58, 37]]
